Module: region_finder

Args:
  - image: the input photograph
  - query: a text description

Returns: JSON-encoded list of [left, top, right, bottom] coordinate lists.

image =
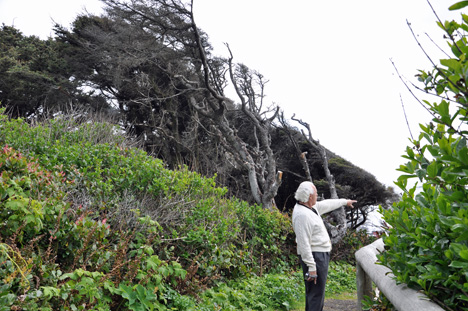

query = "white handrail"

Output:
[[355, 238, 444, 311]]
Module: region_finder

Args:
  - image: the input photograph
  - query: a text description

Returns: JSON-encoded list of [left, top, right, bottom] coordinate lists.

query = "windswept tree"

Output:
[[55, 12, 205, 166], [55, 0, 282, 210]]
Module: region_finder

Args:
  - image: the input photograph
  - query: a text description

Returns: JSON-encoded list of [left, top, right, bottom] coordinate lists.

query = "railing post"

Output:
[[356, 261, 372, 309], [355, 238, 444, 311]]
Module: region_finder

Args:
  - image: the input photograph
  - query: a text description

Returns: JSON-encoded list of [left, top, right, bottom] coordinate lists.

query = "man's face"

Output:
[[309, 185, 318, 206]]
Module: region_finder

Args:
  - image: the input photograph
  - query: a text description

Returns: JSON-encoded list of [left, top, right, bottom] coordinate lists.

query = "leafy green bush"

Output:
[[197, 272, 302, 311], [379, 3, 468, 310], [0, 145, 67, 242], [0, 109, 296, 309], [0, 144, 189, 310], [326, 261, 357, 296]]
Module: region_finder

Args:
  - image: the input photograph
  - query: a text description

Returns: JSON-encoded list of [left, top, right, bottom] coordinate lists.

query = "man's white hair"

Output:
[[294, 181, 315, 202]]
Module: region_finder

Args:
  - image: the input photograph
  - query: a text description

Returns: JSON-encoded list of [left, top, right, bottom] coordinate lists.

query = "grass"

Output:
[[328, 291, 357, 300]]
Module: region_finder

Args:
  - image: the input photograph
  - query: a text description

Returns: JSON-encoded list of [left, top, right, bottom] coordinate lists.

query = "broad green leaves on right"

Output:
[[380, 3, 468, 310]]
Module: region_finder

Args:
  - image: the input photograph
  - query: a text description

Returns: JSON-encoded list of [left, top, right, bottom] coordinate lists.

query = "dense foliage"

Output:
[[379, 3, 468, 310], [325, 261, 357, 296], [0, 25, 107, 118], [0, 110, 297, 310]]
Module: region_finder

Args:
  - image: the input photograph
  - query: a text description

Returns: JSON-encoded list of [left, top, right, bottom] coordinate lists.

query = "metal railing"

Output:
[[355, 238, 444, 311]]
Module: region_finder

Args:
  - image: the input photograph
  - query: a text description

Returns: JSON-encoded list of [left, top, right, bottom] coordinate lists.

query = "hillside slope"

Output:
[[0, 111, 296, 310]]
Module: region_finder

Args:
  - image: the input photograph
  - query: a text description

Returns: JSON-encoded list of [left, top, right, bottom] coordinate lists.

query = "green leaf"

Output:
[[5, 199, 26, 211], [460, 250, 468, 260], [440, 59, 462, 74], [451, 42, 462, 58], [458, 147, 468, 165], [406, 146, 415, 159], [397, 174, 416, 182], [146, 255, 162, 270], [449, 261, 468, 269], [462, 13, 468, 23], [426, 161, 438, 178], [445, 249, 454, 260], [119, 284, 136, 304], [440, 216, 455, 227], [450, 242, 467, 255], [449, 1, 468, 10], [452, 223, 468, 232], [459, 294, 468, 302], [455, 230, 468, 242], [41, 286, 60, 299]]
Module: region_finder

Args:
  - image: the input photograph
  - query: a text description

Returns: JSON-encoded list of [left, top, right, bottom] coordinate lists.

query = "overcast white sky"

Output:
[[0, 0, 462, 189]]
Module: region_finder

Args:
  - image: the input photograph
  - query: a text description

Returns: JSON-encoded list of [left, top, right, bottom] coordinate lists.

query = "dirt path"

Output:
[[324, 299, 359, 311]]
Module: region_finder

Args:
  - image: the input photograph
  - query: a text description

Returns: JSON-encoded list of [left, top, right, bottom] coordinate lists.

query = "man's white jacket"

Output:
[[291, 199, 347, 271]]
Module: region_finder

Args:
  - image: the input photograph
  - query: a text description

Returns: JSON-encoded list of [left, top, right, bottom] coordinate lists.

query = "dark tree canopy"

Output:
[[0, 24, 108, 118]]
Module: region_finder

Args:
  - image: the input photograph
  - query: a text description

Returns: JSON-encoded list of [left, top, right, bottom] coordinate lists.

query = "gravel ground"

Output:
[[324, 299, 360, 311]]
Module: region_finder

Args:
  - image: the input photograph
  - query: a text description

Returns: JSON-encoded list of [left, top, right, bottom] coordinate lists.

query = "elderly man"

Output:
[[292, 181, 356, 311]]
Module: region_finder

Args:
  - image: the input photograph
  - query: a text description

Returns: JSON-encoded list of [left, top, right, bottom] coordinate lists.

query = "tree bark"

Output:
[[189, 1, 282, 210]]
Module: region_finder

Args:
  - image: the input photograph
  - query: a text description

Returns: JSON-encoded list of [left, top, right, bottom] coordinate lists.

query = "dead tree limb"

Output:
[[290, 114, 347, 244], [278, 112, 312, 182]]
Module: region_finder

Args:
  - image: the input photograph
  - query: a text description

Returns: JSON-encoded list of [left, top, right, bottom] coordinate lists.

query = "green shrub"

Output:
[[197, 272, 302, 311], [0, 145, 67, 240], [326, 261, 356, 296], [379, 4, 468, 310], [0, 109, 296, 308], [0, 144, 188, 310]]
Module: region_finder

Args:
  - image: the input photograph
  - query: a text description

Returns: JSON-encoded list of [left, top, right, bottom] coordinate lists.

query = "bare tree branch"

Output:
[[400, 94, 415, 141], [407, 19, 467, 97], [278, 112, 312, 182], [290, 114, 347, 244]]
